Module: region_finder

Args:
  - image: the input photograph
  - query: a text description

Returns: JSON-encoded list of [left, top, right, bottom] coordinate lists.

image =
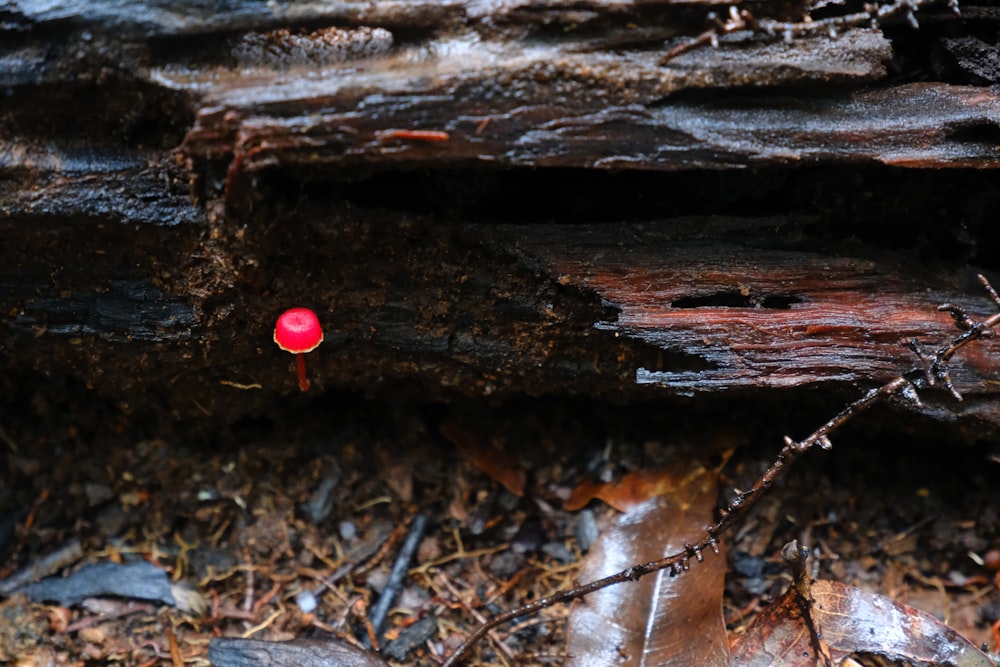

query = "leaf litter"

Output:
[[732, 577, 994, 667]]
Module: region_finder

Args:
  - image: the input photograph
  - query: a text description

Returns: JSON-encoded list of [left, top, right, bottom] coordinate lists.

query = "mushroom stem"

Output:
[[296, 354, 310, 392]]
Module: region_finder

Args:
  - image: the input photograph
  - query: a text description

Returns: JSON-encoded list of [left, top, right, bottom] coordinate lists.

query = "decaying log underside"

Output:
[[2, 0, 1000, 435], [3, 214, 999, 430], [519, 224, 1000, 393]]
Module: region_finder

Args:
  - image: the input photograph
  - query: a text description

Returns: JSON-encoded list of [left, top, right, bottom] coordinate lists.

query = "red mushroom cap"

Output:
[[274, 307, 324, 353]]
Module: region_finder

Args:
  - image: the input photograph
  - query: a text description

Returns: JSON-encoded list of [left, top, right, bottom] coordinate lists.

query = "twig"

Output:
[[354, 598, 380, 649], [0, 537, 83, 596], [250, 580, 282, 615], [241, 554, 255, 619], [438, 574, 516, 665], [240, 604, 286, 639], [782, 540, 833, 666], [660, 0, 959, 64], [354, 513, 410, 577], [165, 623, 184, 667], [441, 274, 1000, 667], [364, 513, 428, 646], [63, 600, 156, 633]]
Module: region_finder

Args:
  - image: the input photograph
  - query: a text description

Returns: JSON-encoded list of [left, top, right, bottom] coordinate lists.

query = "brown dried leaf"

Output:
[[565, 459, 730, 667], [731, 578, 994, 667], [566, 448, 734, 512], [565, 468, 694, 512], [439, 418, 526, 497]]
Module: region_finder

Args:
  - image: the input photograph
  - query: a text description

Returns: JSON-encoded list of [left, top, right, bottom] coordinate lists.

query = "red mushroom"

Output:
[[273, 307, 324, 392]]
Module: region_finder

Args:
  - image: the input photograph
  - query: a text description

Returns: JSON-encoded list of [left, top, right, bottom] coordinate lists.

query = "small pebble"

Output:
[[196, 488, 220, 502], [294, 589, 317, 614], [384, 616, 438, 661], [339, 520, 357, 540], [397, 584, 429, 611], [575, 509, 599, 552], [488, 551, 524, 579], [304, 468, 341, 524], [367, 569, 388, 594], [541, 541, 575, 564]]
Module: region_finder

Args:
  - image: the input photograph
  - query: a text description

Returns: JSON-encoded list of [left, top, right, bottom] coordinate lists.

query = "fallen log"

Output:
[[1, 0, 998, 436]]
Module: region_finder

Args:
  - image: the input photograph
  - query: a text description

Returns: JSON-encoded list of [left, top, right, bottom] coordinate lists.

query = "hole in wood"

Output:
[[945, 121, 1000, 146], [671, 292, 801, 309]]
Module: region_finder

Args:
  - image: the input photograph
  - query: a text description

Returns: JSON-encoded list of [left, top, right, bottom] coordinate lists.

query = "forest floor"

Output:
[[2, 389, 1000, 666]]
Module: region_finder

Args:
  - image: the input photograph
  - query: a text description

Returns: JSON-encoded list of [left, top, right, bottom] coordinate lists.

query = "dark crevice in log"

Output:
[[2, 79, 194, 149], [260, 166, 999, 273], [671, 293, 803, 310], [946, 120, 1000, 145], [881, 8, 1000, 84]]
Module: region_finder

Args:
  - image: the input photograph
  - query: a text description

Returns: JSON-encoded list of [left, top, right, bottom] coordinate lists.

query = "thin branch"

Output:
[[782, 540, 833, 666], [661, 0, 959, 64], [440, 274, 1000, 667], [365, 513, 428, 646]]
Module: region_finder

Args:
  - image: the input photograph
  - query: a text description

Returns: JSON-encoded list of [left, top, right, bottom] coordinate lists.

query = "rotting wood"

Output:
[[162, 12, 999, 209], [516, 224, 1000, 396], [2, 0, 999, 435], [3, 217, 999, 429]]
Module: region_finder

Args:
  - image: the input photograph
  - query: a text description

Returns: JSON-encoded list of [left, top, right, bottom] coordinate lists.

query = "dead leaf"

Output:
[[565, 468, 690, 512], [731, 578, 995, 667], [564, 458, 730, 667], [565, 449, 734, 512], [440, 418, 525, 497], [207, 637, 389, 667]]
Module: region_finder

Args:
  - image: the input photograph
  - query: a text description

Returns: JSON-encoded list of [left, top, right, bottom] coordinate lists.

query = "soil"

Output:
[[2, 386, 999, 665]]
